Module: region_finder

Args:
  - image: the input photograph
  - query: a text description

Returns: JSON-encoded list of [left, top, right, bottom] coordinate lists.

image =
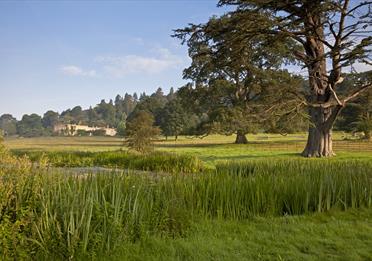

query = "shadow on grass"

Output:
[[155, 140, 307, 148], [33, 143, 123, 147], [199, 152, 301, 162], [155, 143, 229, 148]]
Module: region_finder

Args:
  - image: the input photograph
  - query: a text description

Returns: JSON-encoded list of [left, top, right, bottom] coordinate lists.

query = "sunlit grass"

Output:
[[1, 151, 371, 259], [4, 134, 372, 166], [109, 208, 372, 261], [2, 134, 372, 259]]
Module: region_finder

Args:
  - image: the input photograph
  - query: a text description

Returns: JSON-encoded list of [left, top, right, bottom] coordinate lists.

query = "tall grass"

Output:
[[1, 153, 371, 259], [12, 150, 204, 173]]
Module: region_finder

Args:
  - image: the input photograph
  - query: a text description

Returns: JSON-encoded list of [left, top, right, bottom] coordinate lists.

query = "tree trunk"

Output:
[[301, 14, 341, 157], [302, 96, 342, 156], [235, 130, 248, 144], [302, 104, 342, 157], [302, 120, 334, 157]]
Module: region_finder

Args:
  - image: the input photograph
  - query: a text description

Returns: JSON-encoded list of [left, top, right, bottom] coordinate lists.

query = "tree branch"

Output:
[[329, 84, 343, 106], [343, 83, 372, 104]]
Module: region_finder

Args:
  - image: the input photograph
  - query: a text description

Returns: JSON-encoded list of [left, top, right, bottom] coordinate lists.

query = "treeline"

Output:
[[0, 91, 140, 137], [0, 87, 196, 138], [1, 71, 371, 140]]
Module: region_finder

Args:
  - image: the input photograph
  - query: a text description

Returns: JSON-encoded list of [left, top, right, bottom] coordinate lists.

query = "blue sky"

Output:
[[0, 0, 229, 119], [1, 1, 370, 119]]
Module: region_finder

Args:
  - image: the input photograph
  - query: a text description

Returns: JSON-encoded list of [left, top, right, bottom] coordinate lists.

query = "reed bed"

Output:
[[1, 149, 371, 259], [12, 150, 204, 174]]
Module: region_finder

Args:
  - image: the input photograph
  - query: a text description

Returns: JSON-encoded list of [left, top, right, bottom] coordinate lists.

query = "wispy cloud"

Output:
[[60, 65, 97, 77], [95, 47, 184, 78]]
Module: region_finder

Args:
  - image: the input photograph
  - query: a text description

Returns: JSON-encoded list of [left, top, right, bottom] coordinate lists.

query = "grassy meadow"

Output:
[[5, 132, 372, 161], [1, 134, 372, 260]]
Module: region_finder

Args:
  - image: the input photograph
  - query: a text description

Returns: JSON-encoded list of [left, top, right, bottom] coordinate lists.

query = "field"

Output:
[[5, 132, 372, 159], [1, 134, 372, 260]]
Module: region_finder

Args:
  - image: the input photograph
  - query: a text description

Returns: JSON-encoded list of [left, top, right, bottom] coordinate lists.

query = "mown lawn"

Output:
[[4, 134, 372, 165]]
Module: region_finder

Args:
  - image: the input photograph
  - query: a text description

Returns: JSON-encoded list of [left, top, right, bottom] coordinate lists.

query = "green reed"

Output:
[[1, 153, 371, 259], [12, 150, 204, 173]]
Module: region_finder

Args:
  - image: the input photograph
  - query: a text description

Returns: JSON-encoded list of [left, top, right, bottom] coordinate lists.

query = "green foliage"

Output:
[[76, 129, 90, 136], [42, 110, 59, 129], [355, 113, 372, 140], [0, 114, 17, 136], [116, 122, 126, 137], [177, 0, 372, 157], [17, 113, 45, 137], [92, 129, 106, 136], [174, 12, 304, 138], [95, 100, 116, 127], [56, 93, 136, 129], [336, 71, 372, 139], [126, 111, 160, 153], [160, 98, 187, 139], [129, 88, 168, 126]]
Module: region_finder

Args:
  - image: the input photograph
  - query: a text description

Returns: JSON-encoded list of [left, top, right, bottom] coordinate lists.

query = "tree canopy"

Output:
[[125, 111, 161, 153], [175, 0, 372, 156]]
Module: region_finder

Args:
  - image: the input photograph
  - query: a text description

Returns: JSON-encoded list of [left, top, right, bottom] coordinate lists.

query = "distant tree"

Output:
[[115, 94, 123, 107], [60, 109, 73, 124], [160, 98, 187, 140], [133, 92, 139, 102], [175, 11, 301, 143], [42, 110, 59, 129], [166, 87, 177, 102], [96, 100, 116, 127], [122, 93, 137, 116], [17, 114, 45, 137], [140, 92, 147, 100], [116, 121, 126, 137], [183, 114, 204, 135], [125, 111, 160, 153], [153, 87, 165, 99], [336, 71, 372, 139], [70, 106, 83, 119], [355, 114, 372, 140], [87, 106, 100, 126], [130, 89, 168, 126], [0, 114, 17, 136]]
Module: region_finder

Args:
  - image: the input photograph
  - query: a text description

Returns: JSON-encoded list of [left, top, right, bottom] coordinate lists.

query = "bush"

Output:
[[76, 130, 90, 136], [92, 129, 106, 136]]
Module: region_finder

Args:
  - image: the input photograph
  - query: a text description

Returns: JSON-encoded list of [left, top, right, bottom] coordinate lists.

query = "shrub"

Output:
[[76, 129, 90, 136], [92, 129, 106, 136]]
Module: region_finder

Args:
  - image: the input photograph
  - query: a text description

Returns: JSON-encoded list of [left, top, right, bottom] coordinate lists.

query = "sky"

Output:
[[0, 1, 370, 119], [0, 0, 230, 119]]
